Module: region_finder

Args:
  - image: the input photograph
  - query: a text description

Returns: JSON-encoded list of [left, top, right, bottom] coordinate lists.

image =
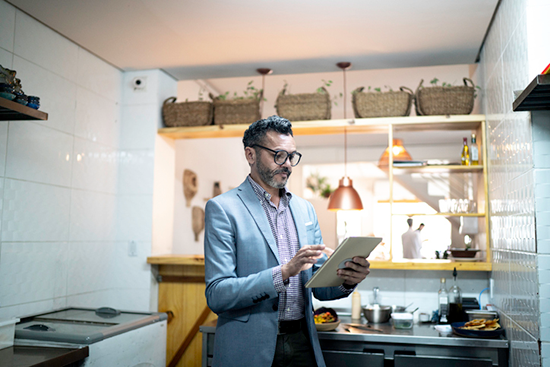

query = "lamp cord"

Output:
[[343, 68, 347, 119], [344, 128, 347, 177]]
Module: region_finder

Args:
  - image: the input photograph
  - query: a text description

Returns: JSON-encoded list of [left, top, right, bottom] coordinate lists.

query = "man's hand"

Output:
[[281, 245, 325, 281], [336, 257, 371, 287]]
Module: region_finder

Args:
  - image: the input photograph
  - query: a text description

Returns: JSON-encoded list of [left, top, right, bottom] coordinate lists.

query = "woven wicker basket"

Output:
[[210, 91, 262, 125], [275, 87, 331, 121], [352, 87, 413, 118], [162, 97, 213, 127], [415, 78, 476, 115]]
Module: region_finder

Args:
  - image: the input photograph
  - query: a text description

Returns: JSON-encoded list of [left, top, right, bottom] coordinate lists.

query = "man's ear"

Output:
[[245, 146, 255, 165]]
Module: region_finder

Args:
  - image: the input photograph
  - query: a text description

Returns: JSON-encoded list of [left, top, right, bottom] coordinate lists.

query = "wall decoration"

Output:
[[183, 169, 198, 207], [213, 182, 222, 197], [192, 206, 205, 242]]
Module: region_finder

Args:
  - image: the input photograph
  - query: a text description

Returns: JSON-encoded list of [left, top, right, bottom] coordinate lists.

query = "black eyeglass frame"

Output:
[[250, 144, 302, 167]]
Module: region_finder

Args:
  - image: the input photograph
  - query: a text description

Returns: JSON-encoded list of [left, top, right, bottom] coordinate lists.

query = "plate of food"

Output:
[[451, 318, 504, 338], [314, 307, 340, 331]]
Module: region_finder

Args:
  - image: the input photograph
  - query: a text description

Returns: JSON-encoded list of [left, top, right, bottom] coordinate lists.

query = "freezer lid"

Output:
[[15, 307, 167, 344]]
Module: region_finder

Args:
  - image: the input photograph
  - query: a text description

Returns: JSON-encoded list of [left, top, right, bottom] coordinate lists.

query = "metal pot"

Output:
[[361, 304, 392, 323]]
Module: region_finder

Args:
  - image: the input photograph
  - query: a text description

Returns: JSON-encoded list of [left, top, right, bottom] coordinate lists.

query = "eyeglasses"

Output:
[[250, 144, 302, 167]]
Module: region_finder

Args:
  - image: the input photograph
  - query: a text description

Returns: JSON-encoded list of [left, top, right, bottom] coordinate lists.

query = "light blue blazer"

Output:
[[204, 179, 350, 367]]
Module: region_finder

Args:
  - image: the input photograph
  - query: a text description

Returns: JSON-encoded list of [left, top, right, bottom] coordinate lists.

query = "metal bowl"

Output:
[[361, 305, 392, 323]]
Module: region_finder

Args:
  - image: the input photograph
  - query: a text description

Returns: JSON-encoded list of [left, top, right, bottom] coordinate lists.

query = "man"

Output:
[[204, 115, 371, 367], [402, 218, 422, 259]]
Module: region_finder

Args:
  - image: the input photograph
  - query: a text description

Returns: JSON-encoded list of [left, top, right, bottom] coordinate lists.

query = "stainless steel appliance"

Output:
[[15, 307, 167, 367]]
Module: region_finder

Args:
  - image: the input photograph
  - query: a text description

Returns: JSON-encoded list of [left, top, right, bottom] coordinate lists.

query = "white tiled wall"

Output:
[[478, 0, 550, 365], [0, 1, 176, 319]]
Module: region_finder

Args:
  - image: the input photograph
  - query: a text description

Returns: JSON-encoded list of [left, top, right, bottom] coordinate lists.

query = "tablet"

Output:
[[305, 236, 382, 288]]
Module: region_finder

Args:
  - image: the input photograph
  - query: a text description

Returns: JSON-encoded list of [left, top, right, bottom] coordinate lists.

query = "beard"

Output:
[[257, 157, 291, 189]]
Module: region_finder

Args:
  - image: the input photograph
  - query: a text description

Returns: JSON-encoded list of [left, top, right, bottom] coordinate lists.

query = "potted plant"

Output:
[[162, 86, 214, 127], [352, 85, 414, 118], [275, 80, 336, 121], [210, 81, 263, 125], [414, 78, 481, 116]]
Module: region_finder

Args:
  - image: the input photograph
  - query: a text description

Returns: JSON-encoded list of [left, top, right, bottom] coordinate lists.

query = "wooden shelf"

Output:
[[0, 97, 48, 121], [393, 164, 483, 173], [370, 260, 491, 271], [158, 114, 486, 139]]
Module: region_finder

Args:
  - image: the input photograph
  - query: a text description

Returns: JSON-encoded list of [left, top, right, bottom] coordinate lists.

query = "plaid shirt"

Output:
[[248, 176, 304, 321]]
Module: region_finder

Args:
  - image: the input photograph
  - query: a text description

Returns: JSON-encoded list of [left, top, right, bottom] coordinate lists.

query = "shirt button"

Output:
[[287, 308, 291, 312]]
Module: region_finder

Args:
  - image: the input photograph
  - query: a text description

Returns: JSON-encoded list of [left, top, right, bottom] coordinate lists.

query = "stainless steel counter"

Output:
[[318, 316, 508, 348], [199, 317, 509, 367]]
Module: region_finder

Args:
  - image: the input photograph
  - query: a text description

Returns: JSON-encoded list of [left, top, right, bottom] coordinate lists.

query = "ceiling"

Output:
[[7, 0, 499, 81]]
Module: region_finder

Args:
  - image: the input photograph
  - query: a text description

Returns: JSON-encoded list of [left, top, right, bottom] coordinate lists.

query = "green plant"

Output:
[[306, 172, 334, 198], [217, 80, 266, 101], [316, 79, 342, 106]]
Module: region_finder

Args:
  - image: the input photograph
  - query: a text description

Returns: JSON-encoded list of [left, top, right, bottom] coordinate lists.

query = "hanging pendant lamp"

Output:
[[377, 138, 413, 167], [328, 127, 363, 211], [256, 68, 272, 117]]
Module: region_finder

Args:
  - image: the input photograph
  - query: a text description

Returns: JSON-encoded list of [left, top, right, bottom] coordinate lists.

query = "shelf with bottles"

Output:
[[387, 118, 489, 270]]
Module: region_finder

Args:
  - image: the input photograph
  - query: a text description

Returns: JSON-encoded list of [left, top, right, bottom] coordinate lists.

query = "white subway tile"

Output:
[[0, 121, 8, 176], [2, 179, 71, 241], [6, 121, 73, 186], [0, 242, 68, 307], [75, 86, 120, 148], [66, 241, 116, 295], [72, 137, 118, 194], [69, 189, 116, 241], [13, 10, 78, 82], [0, 1, 15, 53], [0, 47, 12, 68], [13, 56, 77, 134], [116, 195, 153, 242], [120, 104, 158, 150], [77, 48, 122, 103], [118, 149, 155, 195]]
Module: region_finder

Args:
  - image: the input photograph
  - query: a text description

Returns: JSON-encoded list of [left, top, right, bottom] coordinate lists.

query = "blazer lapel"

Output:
[[236, 179, 280, 263]]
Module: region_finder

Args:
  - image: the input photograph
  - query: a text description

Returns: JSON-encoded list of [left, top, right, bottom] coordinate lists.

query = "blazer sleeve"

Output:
[[204, 199, 278, 315]]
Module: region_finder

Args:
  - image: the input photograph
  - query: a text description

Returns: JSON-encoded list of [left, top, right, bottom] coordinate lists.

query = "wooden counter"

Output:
[[147, 255, 216, 367]]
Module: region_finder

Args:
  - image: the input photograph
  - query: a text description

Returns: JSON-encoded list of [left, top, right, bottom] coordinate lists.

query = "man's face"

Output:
[[254, 131, 296, 189]]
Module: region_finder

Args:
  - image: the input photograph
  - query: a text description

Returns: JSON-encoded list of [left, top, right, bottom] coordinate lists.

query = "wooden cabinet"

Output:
[[158, 114, 490, 271]]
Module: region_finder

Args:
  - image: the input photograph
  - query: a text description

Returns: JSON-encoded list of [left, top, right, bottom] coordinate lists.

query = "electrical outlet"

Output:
[[128, 241, 137, 257]]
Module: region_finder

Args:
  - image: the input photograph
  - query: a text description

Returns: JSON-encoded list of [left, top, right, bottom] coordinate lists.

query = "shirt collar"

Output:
[[247, 175, 292, 204]]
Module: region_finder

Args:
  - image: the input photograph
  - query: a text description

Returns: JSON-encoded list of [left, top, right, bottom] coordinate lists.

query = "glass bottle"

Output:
[[448, 267, 463, 323], [470, 133, 479, 165], [461, 137, 470, 166], [438, 278, 449, 323]]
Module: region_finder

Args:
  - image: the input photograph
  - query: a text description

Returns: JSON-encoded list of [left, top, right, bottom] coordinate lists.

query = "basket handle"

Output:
[[208, 92, 218, 101], [414, 80, 424, 116], [163, 97, 177, 105], [399, 86, 414, 95], [353, 87, 364, 94], [463, 78, 475, 88]]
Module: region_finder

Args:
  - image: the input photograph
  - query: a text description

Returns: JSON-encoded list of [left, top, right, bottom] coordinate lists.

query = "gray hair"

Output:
[[242, 115, 293, 148]]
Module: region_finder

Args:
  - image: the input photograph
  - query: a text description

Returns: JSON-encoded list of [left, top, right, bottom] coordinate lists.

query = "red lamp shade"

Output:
[[327, 177, 363, 211]]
